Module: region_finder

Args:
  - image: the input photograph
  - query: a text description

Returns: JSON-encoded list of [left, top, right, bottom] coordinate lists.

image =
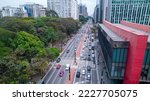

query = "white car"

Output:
[[87, 74, 91, 80], [80, 54, 84, 58], [81, 69, 86, 75], [65, 64, 70, 71]]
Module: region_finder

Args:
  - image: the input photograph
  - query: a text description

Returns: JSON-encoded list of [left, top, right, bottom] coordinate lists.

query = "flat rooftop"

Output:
[[115, 24, 150, 42], [99, 24, 126, 42]]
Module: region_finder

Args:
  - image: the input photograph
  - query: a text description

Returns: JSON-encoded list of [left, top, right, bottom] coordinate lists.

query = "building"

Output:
[[93, 5, 100, 23], [79, 4, 88, 17], [47, 0, 78, 19], [40, 8, 46, 17], [100, 0, 150, 25], [20, 3, 46, 18], [0, 10, 2, 18], [1, 6, 20, 17], [98, 20, 150, 84]]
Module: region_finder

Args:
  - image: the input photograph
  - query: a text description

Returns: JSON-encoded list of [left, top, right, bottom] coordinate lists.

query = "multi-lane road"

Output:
[[41, 20, 108, 84]]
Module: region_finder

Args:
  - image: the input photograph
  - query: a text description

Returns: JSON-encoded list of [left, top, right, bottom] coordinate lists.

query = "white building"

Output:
[[47, 0, 79, 19], [20, 3, 46, 18], [1, 6, 19, 17]]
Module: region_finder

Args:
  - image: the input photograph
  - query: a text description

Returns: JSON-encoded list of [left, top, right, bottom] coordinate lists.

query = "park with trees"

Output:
[[0, 16, 80, 83]]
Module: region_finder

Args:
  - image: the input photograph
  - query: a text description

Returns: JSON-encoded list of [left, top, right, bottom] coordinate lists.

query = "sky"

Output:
[[0, 0, 96, 16]]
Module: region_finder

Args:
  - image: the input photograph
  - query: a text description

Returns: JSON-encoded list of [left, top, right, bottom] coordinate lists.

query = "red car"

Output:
[[59, 70, 64, 77], [56, 64, 61, 69]]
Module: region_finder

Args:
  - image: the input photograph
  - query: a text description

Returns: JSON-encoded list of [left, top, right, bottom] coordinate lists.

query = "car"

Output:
[[56, 58, 61, 63], [80, 54, 84, 59], [83, 56, 86, 60], [59, 70, 64, 77], [65, 64, 70, 71], [56, 64, 61, 69], [66, 49, 70, 53], [88, 56, 91, 61], [87, 66, 91, 71], [74, 48, 77, 51], [76, 71, 80, 78], [93, 59, 95, 64], [92, 53, 95, 58], [86, 73, 91, 80], [81, 69, 86, 75], [88, 52, 91, 56], [91, 50, 94, 54]]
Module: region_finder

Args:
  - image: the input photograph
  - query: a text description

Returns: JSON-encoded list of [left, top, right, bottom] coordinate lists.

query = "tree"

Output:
[[79, 15, 88, 24], [46, 10, 59, 18], [0, 55, 32, 84], [13, 31, 46, 61], [47, 28, 59, 47], [0, 17, 35, 34], [46, 48, 60, 61], [0, 27, 16, 47]]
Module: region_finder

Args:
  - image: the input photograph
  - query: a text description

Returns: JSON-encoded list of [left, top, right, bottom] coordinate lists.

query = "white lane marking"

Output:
[[45, 33, 77, 84], [50, 35, 77, 84], [46, 67, 56, 84], [57, 39, 76, 84]]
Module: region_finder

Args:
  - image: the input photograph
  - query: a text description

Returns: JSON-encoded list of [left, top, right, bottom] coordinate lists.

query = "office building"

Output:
[[98, 20, 150, 84], [93, 5, 100, 23], [79, 4, 88, 17], [47, 0, 78, 19], [20, 3, 46, 18], [100, 0, 150, 25]]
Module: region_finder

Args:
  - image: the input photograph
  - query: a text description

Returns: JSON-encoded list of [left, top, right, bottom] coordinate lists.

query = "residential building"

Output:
[[20, 3, 46, 18], [79, 4, 88, 17], [101, 0, 150, 25], [98, 20, 150, 84], [1, 6, 19, 17], [47, 0, 78, 19]]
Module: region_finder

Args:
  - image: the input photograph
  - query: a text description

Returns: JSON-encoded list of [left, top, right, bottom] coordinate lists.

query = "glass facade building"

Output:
[[106, 0, 150, 25], [141, 44, 150, 82], [98, 20, 150, 83], [98, 24, 129, 80]]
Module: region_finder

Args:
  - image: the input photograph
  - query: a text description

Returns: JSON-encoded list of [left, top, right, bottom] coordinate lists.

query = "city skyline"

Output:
[[0, 0, 96, 16]]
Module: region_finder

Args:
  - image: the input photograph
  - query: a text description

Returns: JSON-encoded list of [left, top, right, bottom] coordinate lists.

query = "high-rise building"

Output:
[[79, 4, 88, 17], [0, 10, 3, 18], [47, 0, 78, 19], [20, 3, 46, 18], [100, 0, 150, 25], [93, 5, 100, 23], [98, 20, 150, 84]]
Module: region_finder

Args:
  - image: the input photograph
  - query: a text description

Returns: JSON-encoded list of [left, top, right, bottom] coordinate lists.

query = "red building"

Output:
[[98, 20, 150, 84]]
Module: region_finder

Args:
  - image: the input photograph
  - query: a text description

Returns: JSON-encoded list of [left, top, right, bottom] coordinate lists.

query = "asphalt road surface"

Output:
[[41, 20, 106, 84]]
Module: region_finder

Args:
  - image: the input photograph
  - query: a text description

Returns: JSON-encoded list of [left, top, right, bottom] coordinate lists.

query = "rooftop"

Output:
[[99, 24, 126, 42], [115, 24, 150, 42]]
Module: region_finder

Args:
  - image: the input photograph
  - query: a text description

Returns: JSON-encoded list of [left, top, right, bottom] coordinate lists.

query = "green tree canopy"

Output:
[[13, 31, 46, 61], [46, 10, 59, 18]]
